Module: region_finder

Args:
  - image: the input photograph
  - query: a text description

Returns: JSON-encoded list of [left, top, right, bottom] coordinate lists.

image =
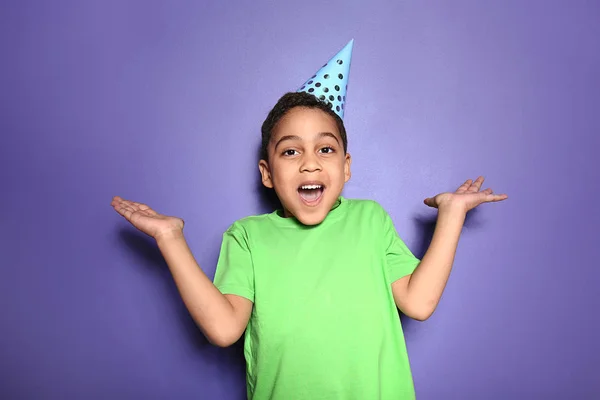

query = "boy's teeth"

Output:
[[301, 185, 322, 189]]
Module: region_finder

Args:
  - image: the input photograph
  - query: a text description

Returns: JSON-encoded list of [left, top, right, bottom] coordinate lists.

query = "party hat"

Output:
[[297, 39, 354, 119]]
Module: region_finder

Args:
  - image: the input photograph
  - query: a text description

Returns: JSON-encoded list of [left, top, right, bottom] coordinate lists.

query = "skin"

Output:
[[393, 178, 508, 320], [258, 107, 351, 226], [111, 105, 508, 346], [108, 202, 252, 347]]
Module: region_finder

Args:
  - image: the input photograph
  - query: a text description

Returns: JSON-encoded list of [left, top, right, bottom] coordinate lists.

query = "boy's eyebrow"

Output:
[[274, 132, 340, 150], [317, 132, 341, 145], [274, 135, 302, 150]]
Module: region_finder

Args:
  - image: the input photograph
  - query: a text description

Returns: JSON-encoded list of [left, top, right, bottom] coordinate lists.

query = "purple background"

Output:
[[1, 0, 599, 398]]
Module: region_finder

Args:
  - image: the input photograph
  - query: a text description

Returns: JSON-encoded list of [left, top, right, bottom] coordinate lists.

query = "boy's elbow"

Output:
[[205, 326, 243, 347], [402, 302, 436, 322], [408, 309, 433, 322], [206, 332, 238, 347], [208, 335, 237, 348]]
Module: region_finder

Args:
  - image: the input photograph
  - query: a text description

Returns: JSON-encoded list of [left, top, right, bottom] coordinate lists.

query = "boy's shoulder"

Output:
[[344, 197, 387, 212], [337, 196, 391, 216], [223, 212, 273, 233]]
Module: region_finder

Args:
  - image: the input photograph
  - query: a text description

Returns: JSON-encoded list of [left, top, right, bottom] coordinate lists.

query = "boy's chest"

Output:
[[254, 224, 382, 286], [249, 224, 390, 333]]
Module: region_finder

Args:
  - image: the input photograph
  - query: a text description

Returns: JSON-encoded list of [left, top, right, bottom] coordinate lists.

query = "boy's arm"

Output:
[[391, 204, 465, 321], [392, 176, 507, 321], [157, 231, 252, 347]]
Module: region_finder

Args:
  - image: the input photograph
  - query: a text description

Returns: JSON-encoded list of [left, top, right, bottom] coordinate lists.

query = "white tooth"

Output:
[[301, 184, 322, 190]]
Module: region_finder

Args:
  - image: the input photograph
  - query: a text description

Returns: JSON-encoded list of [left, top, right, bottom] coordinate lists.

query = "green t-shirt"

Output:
[[213, 197, 421, 399]]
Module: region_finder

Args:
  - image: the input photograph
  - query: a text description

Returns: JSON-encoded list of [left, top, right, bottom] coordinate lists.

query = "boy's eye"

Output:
[[283, 149, 298, 156], [319, 146, 335, 154]]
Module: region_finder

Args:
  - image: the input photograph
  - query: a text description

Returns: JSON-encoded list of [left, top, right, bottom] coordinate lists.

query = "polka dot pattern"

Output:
[[296, 39, 354, 119]]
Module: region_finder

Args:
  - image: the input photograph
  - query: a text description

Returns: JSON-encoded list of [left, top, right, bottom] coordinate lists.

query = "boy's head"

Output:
[[259, 92, 352, 226]]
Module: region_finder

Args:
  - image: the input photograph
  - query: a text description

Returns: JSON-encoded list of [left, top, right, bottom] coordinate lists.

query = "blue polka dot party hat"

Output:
[[297, 39, 354, 119]]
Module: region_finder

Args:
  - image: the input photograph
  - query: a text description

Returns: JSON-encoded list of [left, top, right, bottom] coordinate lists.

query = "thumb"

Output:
[[423, 197, 436, 207]]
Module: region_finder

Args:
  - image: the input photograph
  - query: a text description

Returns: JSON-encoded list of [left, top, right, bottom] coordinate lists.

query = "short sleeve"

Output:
[[383, 210, 421, 284], [213, 223, 255, 302]]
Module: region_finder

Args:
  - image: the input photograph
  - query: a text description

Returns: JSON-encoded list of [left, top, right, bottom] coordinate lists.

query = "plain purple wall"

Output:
[[1, 0, 599, 398]]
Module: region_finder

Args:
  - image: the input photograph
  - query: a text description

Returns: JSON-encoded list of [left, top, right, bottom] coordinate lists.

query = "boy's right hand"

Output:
[[112, 196, 251, 346], [111, 196, 184, 241]]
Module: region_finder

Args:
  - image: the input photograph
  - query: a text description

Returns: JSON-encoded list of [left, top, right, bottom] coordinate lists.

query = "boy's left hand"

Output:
[[423, 176, 508, 213]]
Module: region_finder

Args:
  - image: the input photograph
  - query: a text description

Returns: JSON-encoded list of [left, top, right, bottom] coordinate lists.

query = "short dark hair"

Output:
[[260, 92, 348, 161]]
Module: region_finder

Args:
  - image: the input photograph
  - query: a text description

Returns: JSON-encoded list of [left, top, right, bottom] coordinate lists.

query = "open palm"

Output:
[[424, 176, 508, 213], [111, 196, 184, 240]]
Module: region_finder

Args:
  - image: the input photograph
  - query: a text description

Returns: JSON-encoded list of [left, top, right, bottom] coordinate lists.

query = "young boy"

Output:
[[111, 42, 507, 399]]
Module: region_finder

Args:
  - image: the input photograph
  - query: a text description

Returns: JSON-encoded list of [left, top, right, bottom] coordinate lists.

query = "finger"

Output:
[[484, 193, 508, 202], [118, 203, 138, 219], [132, 201, 148, 210], [113, 196, 131, 203], [423, 197, 438, 208], [114, 198, 133, 209], [468, 176, 485, 192], [140, 209, 158, 218], [114, 204, 133, 219], [456, 179, 473, 193], [122, 200, 147, 213], [117, 203, 136, 215], [124, 199, 138, 207], [133, 202, 157, 215], [111, 196, 125, 207]]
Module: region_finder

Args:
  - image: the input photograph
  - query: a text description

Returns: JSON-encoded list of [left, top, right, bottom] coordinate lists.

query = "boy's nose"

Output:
[[300, 154, 322, 172]]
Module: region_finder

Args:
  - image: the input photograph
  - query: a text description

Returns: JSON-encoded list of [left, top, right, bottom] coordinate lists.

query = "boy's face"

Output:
[[259, 107, 351, 226]]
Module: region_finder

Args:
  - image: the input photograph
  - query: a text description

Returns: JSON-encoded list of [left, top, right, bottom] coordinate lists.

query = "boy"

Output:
[[111, 42, 507, 399]]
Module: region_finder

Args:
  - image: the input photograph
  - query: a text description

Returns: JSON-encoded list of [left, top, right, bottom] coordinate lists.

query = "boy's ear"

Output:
[[258, 159, 274, 188], [344, 152, 352, 183]]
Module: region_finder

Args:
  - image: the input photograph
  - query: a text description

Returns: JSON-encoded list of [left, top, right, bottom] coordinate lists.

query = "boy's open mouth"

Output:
[[298, 183, 325, 205]]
